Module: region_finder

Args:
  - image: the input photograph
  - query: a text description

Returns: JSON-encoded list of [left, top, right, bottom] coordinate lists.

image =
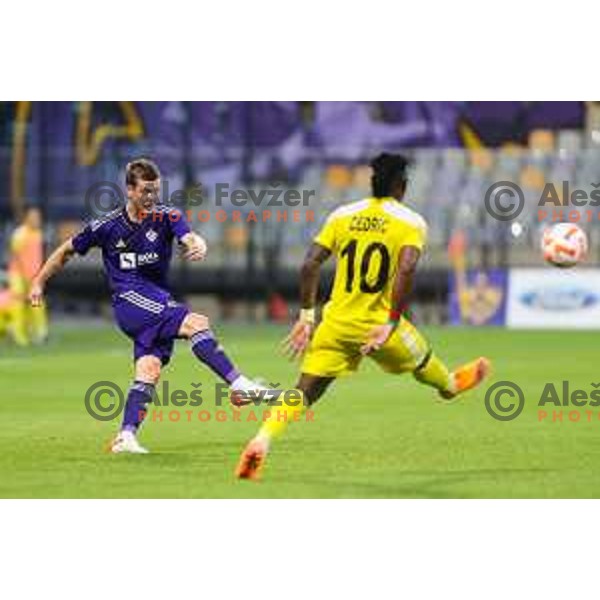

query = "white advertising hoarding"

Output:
[[507, 268, 600, 329]]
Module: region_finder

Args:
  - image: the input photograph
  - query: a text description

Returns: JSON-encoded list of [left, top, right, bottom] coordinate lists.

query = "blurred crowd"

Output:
[[1, 101, 600, 329]]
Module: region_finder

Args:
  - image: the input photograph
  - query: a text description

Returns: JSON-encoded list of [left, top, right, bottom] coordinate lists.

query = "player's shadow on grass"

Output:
[[111, 440, 236, 464], [289, 468, 555, 498]]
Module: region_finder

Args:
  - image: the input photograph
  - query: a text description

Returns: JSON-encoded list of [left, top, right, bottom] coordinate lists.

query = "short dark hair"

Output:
[[370, 152, 411, 198], [126, 158, 161, 187]]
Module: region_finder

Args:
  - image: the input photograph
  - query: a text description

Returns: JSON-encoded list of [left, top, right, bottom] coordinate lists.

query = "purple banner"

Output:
[[448, 268, 508, 326], [0, 101, 586, 218]]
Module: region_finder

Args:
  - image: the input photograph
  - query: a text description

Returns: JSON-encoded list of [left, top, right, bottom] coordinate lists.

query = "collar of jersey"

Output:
[[122, 205, 145, 228], [368, 196, 394, 202]]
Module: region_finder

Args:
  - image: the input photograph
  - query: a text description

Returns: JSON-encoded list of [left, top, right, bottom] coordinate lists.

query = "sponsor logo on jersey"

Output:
[[119, 252, 160, 270], [119, 253, 137, 269]]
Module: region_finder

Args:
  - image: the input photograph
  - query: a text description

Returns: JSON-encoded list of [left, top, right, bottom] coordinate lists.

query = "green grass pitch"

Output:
[[1, 323, 599, 498]]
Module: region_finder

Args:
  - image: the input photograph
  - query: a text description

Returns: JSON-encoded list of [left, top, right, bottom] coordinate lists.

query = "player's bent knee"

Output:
[[296, 374, 335, 406], [180, 312, 209, 338], [135, 356, 162, 384]]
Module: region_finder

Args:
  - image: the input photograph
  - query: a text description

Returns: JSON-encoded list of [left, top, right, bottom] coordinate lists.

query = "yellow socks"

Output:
[[413, 353, 453, 395], [257, 389, 308, 442], [30, 302, 48, 342]]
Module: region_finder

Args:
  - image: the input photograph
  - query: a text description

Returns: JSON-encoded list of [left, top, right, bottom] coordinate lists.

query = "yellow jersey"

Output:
[[314, 197, 427, 331]]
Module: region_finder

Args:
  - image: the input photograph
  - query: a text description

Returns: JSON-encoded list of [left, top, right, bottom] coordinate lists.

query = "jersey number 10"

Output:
[[340, 239, 390, 294]]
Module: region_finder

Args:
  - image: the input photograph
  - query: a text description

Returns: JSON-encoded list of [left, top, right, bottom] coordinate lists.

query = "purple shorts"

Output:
[[112, 288, 190, 365]]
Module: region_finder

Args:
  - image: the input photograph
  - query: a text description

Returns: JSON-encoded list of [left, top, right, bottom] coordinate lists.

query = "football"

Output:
[[541, 223, 588, 268]]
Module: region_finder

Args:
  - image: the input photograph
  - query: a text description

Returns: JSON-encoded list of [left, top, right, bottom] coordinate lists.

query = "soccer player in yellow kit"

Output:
[[8, 206, 48, 345], [236, 153, 490, 480]]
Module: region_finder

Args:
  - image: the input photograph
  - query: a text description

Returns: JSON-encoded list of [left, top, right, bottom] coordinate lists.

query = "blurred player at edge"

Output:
[[236, 153, 491, 480], [29, 158, 273, 454], [8, 206, 48, 346]]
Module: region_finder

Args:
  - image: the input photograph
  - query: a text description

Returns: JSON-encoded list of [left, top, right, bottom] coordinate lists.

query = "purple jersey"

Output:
[[72, 206, 192, 365], [72, 206, 191, 297]]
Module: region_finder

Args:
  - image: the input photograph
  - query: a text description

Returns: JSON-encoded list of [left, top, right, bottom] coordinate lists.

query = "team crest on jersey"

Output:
[[146, 229, 158, 243]]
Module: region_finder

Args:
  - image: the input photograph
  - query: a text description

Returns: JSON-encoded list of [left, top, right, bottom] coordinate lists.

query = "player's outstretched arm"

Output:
[[282, 243, 331, 359], [361, 245, 421, 355], [179, 232, 207, 262], [29, 238, 77, 307]]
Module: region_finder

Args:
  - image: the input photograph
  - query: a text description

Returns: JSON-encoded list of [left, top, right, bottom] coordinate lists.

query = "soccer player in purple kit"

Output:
[[29, 158, 271, 454]]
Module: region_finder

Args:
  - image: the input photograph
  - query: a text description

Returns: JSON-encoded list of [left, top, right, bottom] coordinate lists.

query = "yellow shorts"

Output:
[[301, 318, 431, 378]]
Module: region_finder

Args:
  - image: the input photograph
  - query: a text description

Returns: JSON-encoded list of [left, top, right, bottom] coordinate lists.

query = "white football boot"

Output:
[[229, 375, 279, 407], [109, 430, 149, 454]]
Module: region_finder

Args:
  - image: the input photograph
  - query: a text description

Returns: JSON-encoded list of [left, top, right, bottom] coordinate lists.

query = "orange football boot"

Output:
[[235, 438, 268, 481], [439, 357, 491, 401]]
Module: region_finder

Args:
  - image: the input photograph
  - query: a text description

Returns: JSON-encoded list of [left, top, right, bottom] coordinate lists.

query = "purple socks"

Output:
[[190, 330, 240, 384], [121, 381, 155, 432]]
